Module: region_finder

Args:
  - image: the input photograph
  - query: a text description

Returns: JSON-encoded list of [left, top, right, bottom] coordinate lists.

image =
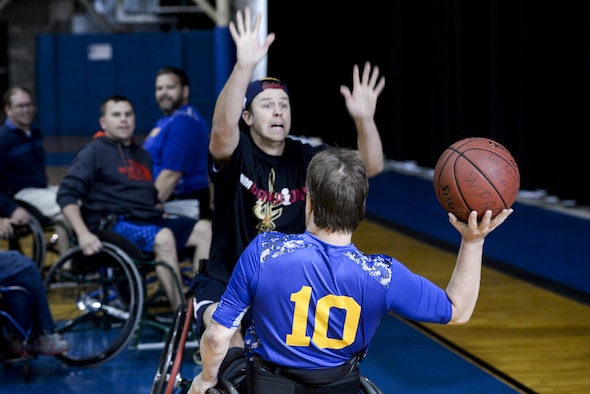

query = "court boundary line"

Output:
[[397, 317, 537, 394]]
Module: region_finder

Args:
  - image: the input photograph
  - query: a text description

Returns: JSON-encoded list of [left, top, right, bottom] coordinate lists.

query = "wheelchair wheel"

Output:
[[151, 302, 190, 394], [1, 215, 46, 272], [150, 305, 189, 394], [43, 242, 144, 367], [360, 374, 384, 394], [204, 380, 240, 394]]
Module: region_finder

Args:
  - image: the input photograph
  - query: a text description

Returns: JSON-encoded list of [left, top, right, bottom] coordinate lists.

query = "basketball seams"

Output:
[[434, 150, 470, 221], [454, 151, 506, 216], [456, 147, 512, 208], [433, 137, 520, 222]]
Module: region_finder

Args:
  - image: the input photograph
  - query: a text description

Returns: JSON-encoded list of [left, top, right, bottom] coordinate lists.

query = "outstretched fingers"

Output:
[[233, 7, 257, 36], [250, 10, 261, 34], [235, 8, 245, 33], [472, 208, 513, 238], [364, 62, 386, 95], [490, 208, 513, 229]]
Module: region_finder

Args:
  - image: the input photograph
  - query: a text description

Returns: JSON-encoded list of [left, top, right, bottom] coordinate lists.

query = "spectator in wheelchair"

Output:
[[0, 86, 71, 255], [0, 237, 70, 356], [189, 147, 513, 394], [56, 94, 210, 311], [144, 66, 213, 226]]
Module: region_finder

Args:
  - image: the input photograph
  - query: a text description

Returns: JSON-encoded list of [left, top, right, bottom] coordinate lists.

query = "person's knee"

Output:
[[153, 228, 176, 254], [187, 219, 212, 249], [195, 219, 212, 242]]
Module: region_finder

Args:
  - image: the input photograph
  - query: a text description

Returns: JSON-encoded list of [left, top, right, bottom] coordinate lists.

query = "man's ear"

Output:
[[305, 194, 313, 217], [242, 110, 254, 126], [183, 86, 190, 103]]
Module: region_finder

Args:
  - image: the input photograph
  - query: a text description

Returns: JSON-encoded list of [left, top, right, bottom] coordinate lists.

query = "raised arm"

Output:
[[340, 62, 386, 178], [445, 208, 513, 324], [209, 7, 276, 161]]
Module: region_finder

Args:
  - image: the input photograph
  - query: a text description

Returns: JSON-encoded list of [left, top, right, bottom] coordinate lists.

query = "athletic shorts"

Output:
[[112, 216, 196, 254], [190, 273, 227, 336], [190, 273, 253, 339]]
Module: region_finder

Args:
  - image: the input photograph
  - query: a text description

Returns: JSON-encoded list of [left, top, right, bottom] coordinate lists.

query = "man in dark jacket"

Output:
[[0, 86, 70, 254], [57, 95, 211, 310]]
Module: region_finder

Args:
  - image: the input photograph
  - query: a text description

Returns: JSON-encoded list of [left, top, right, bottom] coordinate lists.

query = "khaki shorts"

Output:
[[14, 186, 63, 221]]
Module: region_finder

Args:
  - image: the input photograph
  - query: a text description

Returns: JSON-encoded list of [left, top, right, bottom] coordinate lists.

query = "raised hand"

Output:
[[340, 62, 386, 121], [229, 7, 276, 70]]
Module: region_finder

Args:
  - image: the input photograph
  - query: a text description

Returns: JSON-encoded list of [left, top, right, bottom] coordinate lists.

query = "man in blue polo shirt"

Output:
[[144, 66, 212, 273]]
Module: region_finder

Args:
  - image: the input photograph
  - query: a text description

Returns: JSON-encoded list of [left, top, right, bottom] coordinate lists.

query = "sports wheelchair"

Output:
[[0, 200, 73, 273], [43, 230, 198, 367], [150, 302, 384, 394], [1, 285, 41, 381]]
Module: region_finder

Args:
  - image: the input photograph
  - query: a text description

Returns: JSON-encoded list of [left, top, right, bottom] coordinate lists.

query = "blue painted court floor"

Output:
[[1, 314, 521, 393]]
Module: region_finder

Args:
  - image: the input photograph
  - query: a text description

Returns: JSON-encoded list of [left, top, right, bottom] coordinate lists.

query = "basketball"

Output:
[[433, 137, 520, 222]]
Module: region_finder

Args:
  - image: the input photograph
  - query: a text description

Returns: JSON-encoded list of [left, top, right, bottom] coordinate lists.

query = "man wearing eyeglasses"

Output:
[[0, 86, 70, 254]]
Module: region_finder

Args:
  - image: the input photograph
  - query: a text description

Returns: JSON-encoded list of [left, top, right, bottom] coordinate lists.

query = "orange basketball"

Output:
[[433, 137, 520, 222]]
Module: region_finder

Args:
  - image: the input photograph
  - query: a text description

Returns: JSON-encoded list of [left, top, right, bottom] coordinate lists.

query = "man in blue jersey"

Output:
[[144, 66, 212, 220], [189, 147, 513, 394], [144, 66, 212, 273]]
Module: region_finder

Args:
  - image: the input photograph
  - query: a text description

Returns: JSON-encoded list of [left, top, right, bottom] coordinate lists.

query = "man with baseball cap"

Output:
[[243, 77, 289, 110], [190, 6, 386, 350]]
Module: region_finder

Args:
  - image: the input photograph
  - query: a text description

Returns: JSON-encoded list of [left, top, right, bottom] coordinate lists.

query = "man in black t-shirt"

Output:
[[190, 7, 386, 348]]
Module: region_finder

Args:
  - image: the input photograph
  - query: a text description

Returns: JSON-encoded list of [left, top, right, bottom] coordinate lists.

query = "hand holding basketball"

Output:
[[433, 137, 520, 222]]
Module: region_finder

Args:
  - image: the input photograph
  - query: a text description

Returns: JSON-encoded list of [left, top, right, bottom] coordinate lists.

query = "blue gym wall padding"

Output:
[[36, 29, 217, 138], [366, 170, 590, 298]]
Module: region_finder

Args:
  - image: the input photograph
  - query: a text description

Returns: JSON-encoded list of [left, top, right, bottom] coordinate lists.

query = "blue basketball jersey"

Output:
[[213, 231, 453, 370]]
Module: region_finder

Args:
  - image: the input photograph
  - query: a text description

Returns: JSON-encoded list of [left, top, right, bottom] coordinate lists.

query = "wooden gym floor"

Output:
[[354, 219, 590, 394]]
